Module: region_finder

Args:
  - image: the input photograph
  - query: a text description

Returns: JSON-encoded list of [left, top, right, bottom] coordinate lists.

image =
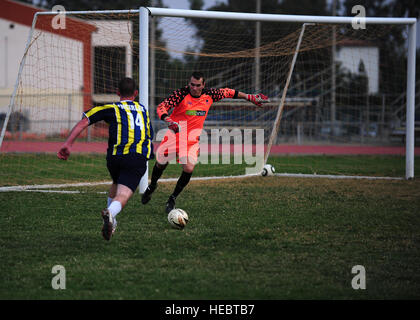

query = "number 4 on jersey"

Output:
[[127, 112, 144, 130]]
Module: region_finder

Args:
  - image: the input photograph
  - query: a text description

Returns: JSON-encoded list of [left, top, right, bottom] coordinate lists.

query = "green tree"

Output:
[[185, 0, 329, 92]]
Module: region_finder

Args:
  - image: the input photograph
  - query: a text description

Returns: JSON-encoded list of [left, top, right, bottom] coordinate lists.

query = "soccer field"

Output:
[[0, 155, 420, 300]]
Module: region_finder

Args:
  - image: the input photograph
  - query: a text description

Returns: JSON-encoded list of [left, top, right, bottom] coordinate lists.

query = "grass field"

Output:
[[0, 153, 413, 186], [1, 155, 420, 300]]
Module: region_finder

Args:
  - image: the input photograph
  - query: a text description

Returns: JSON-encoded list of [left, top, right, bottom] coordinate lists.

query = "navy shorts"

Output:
[[106, 153, 147, 192]]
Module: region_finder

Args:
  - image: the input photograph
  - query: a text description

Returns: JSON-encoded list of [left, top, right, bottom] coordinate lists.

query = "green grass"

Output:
[[1, 155, 420, 299], [0, 153, 417, 186]]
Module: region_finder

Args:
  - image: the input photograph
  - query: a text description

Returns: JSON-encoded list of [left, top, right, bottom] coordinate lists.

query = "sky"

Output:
[[159, 0, 227, 59], [161, 0, 224, 10]]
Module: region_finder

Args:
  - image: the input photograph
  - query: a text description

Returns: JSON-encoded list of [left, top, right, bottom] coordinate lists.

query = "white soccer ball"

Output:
[[261, 164, 275, 176], [167, 208, 189, 230]]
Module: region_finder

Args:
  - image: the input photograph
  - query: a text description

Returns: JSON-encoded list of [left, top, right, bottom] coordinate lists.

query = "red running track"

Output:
[[1, 141, 419, 155]]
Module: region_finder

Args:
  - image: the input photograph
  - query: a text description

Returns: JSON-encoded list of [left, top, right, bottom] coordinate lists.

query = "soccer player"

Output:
[[57, 77, 153, 241], [141, 71, 268, 213]]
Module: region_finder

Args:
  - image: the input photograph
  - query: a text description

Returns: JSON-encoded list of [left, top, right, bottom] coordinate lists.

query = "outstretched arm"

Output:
[[237, 91, 270, 107], [207, 88, 269, 107], [57, 116, 89, 160]]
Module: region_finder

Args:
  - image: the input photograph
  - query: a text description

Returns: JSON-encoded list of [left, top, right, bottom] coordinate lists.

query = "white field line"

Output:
[[0, 174, 259, 193], [0, 181, 111, 192], [0, 172, 403, 193], [14, 189, 82, 194], [275, 173, 404, 180]]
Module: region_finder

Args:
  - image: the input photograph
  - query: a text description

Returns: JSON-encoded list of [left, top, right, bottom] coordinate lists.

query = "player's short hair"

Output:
[[191, 71, 205, 84], [118, 77, 137, 97]]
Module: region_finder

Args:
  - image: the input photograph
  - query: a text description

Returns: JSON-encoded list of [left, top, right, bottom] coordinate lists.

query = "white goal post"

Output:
[[140, 7, 416, 180]]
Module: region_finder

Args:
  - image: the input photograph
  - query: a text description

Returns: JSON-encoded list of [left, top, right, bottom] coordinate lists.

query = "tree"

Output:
[[184, 0, 329, 91]]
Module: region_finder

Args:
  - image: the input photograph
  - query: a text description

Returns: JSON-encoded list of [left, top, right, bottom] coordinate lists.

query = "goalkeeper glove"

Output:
[[162, 115, 180, 133], [247, 93, 269, 107]]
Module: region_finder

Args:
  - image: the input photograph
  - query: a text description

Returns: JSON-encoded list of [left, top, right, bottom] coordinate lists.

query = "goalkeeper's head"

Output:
[[117, 77, 138, 100], [189, 71, 205, 98]]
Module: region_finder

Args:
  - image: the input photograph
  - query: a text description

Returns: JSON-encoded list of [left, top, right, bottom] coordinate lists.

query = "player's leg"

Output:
[[102, 154, 146, 240], [165, 143, 198, 213], [113, 153, 147, 213], [165, 163, 194, 214], [102, 184, 134, 241], [152, 161, 169, 185], [108, 184, 133, 214], [141, 161, 168, 204], [142, 133, 175, 204], [103, 183, 118, 239], [102, 156, 121, 240], [107, 183, 117, 206]]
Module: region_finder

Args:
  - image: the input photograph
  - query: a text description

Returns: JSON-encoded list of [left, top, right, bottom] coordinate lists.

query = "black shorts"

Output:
[[106, 153, 147, 192]]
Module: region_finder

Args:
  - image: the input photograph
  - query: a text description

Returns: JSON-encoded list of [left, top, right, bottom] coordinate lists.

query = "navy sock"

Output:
[[172, 171, 192, 198], [151, 162, 167, 186]]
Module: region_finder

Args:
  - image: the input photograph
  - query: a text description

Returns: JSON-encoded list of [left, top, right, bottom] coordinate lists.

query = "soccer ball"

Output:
[[261, 164, 275, 176], [167, 208, 189, 230]]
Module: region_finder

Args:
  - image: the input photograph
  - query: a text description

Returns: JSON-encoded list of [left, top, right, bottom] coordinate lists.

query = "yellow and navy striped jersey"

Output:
[[83, 100, 154, 159]]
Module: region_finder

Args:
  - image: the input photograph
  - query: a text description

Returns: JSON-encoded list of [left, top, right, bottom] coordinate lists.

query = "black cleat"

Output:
[[165, 195, 176, 214], [141, 184, 157, 204]]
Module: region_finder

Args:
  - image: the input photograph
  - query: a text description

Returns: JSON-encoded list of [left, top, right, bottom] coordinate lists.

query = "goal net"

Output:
[[0, 9, 415, 189]]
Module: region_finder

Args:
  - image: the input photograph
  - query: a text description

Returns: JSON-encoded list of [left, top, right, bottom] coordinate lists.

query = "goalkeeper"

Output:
[[141, 71, 269, 213]]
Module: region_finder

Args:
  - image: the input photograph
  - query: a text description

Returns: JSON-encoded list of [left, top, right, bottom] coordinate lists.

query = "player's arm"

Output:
[[58, 105, 113, 160], [238, 91, 270, 107], [57, 116, 89, 160], [157, 88, 188, 133], [208, 88, 269, 107]]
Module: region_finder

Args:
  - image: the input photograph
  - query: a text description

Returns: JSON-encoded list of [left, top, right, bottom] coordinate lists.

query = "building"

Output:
[[335, 39, 379, 95], [0, 0, 133, 135]]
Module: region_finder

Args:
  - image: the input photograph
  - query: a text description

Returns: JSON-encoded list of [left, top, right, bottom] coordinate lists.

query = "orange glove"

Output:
[[247, 94, 269, 107], [163, 115, 180, 133]]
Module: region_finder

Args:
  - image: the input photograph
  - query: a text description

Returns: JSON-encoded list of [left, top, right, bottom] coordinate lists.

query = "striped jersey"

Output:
[[84, 100, 154, 159]]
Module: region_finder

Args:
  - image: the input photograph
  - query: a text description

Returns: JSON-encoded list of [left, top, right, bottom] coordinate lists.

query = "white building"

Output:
[[335, 40, 379, 94], [0, 0, 133, 135]]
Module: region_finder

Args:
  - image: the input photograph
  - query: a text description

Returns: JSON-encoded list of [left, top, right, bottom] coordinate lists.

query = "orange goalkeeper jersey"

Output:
[[157, 86, 237, 142]]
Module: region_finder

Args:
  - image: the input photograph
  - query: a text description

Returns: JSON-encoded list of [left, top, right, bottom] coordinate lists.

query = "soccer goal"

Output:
[[0, 7, 416, 192]]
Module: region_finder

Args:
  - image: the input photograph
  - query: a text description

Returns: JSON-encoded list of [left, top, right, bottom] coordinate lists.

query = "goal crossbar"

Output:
[[147, 7, 416, 25], [24, 8, 417, 25]]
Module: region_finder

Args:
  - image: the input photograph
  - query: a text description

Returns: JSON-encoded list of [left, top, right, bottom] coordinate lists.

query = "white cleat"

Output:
[[101, 209, 116, 241]]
